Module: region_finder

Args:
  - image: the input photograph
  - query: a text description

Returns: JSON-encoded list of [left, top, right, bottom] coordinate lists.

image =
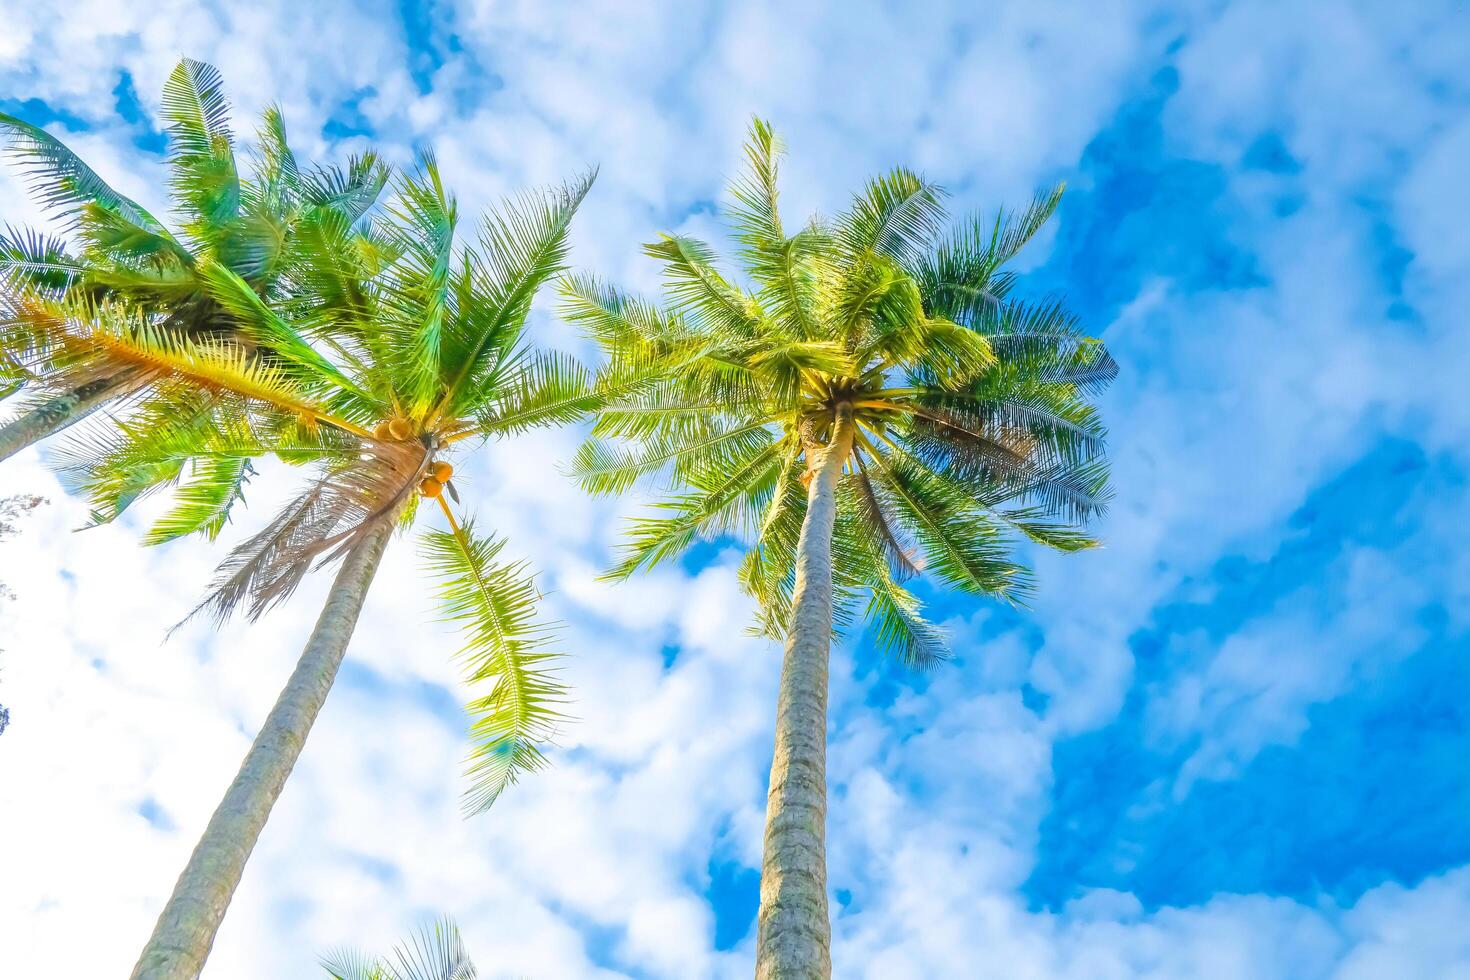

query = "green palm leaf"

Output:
[[836, 167, 947, 266], [472, 350, 597, 437], [0, 112, 169, 233], [433, 169, 596, 422], [322, 916, 477, 980], [422, 520, 570, 815], [144, 454, 253, 544], [0, 225, 79, 295], [161, 58, 241, 232]]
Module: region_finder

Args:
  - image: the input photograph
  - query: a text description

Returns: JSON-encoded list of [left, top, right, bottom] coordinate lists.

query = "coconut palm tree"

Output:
[[564, 120, 1116, 978], [321, 916, 478, 980], [12, 149, 595, 977], [0, 58, 387, 464]]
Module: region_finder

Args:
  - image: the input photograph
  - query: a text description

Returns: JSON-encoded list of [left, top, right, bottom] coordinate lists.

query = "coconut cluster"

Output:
[[372, 417, 414, 441], [419, 460, 454, 497]]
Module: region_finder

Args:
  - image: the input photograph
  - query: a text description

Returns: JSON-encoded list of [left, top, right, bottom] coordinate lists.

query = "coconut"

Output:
[[419, 477, 443, 498], [431, 461, 454, 482], [388, 418, 412, 440], [373, 421, 391, 440]]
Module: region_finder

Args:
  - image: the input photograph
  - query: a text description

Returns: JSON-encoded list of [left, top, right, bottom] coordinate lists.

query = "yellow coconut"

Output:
[[419, 477, 443, 498], [431, 461, 454, 483], [373, 421, 391, 440], [388, 417, 412, 440]]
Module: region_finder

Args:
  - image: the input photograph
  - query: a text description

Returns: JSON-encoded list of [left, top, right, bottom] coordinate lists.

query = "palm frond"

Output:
[[321, 948, 390, 980], [572, 418, 775, 496], [0, 225, 79, 295], [471, 350, 596, 437], [861, 563, 948, 670], [51, 392, 218, 524], [300, 152, 391, 224], [642, 234, 760, 338], [738, 442, 805, 638], [322, 917, 476, 980], [998, 455, 1111, 524], [836, 167, 947, 266], [377, 156, 457, 414], [846, 462, 919, 580], [0, 112, 169, 233], [279, 206, 381, 343], [187, 439, 425, 623], [160, 58, 235, 155], [867, 312, 994, 385], [253, 104, 300, 203], [605, 437, 782, 580], [51, 394, 292, 527], [728, 117, 785, 254], [160, 58, 241, 231], [752, 228, 827, 341], [196, 256, 382, 412], [875, 455, 1033, 601], [76, 203, 194, 269], [145, 454, 253, 544], [433, 170, 596, 421], [422, 518, 569, 815], [979, 299, 1118, 395], [384, 916, 478, 980], [912, 185, 1063, 324], [588, 389, 742, 441], [28, 296, 333, 424]]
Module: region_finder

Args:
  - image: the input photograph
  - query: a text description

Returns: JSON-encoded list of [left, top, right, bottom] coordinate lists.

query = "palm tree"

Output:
[[0, 58, 388, 464], [564, 120, 1116, 977], [321, 916, 478, 980], [14, 148, 595, 976]]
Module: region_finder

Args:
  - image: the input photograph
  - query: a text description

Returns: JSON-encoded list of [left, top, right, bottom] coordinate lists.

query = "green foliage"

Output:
[[0, 56, 397, 421], [161, 58, 241, 237], [0, 226, 81, 296], [322, 916, 477, 980], [422, 520, 569, 814], [1, 59, 595, 812], [0, 112, 170, 233], [569, 118, 1116, 665]]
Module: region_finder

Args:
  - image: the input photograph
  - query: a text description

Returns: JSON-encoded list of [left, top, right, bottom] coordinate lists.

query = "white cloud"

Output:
[[3, 1, 1470, 978]]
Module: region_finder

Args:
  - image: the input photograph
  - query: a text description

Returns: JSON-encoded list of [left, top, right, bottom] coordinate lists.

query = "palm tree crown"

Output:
[[566, 119, 1116, 664], [15, 144, 595, 809], [0, 58, 388, 386], [0, 58, 389, 463]]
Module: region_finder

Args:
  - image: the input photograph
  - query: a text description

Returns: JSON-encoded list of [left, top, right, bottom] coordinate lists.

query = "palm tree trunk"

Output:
[[0, 378, 122, 462], [130, 520, 395, 980], [754, 404, 854, 980]]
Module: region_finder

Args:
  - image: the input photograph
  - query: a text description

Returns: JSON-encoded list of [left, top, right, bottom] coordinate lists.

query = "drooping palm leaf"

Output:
[[0, 112, 170, 233], [422, 517, 570, 815]]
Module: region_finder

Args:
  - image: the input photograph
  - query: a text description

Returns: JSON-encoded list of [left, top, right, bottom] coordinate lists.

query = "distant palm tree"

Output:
[[13, 133, 595, 974], [566, 120, 1115, 978], [0, 58, 387, 463], [322, 916, 478, 980]]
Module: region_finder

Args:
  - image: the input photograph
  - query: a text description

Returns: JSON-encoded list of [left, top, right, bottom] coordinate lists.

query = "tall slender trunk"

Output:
[[0, 378, 122, 462], [130, 520, 395, 980], [754, 405, 854, 980]]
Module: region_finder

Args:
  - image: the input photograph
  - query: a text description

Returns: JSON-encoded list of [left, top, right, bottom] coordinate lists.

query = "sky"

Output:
[[1, 1, 1468, 977]]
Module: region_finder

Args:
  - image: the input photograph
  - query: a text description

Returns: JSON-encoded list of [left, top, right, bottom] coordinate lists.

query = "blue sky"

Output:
[[1, 2, 1468, 977]]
